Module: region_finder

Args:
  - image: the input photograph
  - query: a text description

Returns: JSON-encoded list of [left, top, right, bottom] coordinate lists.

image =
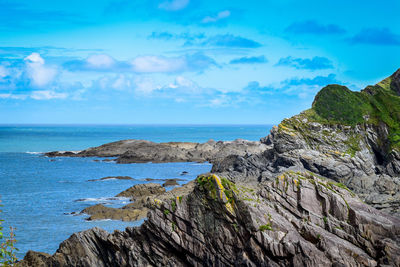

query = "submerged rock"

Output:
[[87, 176, 134, 182]]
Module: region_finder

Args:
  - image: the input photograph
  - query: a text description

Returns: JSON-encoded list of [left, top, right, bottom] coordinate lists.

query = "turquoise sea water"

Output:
[[0, 125, 272, 258]]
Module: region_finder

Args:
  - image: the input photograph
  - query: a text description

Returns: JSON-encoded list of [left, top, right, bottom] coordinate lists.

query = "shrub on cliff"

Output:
[[0, 199, 18, 266]]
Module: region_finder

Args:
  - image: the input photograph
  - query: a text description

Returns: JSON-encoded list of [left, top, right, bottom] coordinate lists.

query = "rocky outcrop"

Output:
[[213, 115, 400, 216], [115, 183, 166, 199], [82, 204, 147, 221], [45, 139, 268, 164], [19, 173, 400, 266], [81, 182, 194, 221], [213, 70, 400, 217]]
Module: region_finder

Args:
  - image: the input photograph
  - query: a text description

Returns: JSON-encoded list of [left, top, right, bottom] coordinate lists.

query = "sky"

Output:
[[0, 0, 399, 124]]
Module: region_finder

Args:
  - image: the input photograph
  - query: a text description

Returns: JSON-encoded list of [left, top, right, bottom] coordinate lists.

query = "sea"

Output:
[[0, 124, 272, 258]]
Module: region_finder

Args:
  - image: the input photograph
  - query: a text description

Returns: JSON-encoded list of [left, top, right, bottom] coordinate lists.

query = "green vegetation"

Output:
[[0, 199, 18, 266], [163, 209, 170, 216], [305, 72, 400, 151], [196, 175, 217, 200], [259, 223, 273, 231], [312, 84, 372, 124], [196, 175, 237, 204], [178, 196, 183, 203], [171, 198, 177, 212], [220, 177, 237, 204]]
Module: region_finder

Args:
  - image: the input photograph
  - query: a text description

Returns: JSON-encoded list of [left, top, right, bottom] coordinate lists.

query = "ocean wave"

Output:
[[25, 151, 44, 155]]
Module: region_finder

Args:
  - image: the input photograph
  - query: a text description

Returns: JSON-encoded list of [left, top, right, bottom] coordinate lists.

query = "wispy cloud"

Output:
[[275, 56, 333, 70], [348, 28, 400, 46], [147, 32, 205, 42], [64, 53, 216, 74], [201, 10, 231, 24], [283, 74, 339, 87], [158, 0, 189, 11], [230, 55, 268, 64], [30, 90, 67, 100], [285, 20, 346, 35], [201, 34, 262, 48]]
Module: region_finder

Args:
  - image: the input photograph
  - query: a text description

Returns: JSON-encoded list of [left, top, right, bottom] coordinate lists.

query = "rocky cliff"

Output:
[[213, 69, 400, 217], [18, 173, 400, 266], [19, 69, 400, 266]]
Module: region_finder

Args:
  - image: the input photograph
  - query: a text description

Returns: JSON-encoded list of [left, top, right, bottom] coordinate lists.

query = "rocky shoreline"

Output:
[[18, 69, 400, 266], [45, 139, 268, 164]]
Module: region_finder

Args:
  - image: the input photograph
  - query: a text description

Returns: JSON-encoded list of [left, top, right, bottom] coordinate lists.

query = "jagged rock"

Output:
[[162, 179, 179, 187], [18, 173, 400, 266], [81, 204, 147, 221], [213, 70, 400, 217], [115, 183, 166, 199], [213, 116, 400, 216], [81, 182, 195, 222]]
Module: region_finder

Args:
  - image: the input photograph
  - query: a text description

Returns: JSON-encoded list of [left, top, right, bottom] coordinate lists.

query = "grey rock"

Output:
[[45, 139, 268, 165], [213, 116, 400, 217], [18, 173, 400, 267]]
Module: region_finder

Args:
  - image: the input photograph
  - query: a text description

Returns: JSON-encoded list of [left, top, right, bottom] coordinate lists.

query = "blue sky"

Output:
[[0, 0, 399, 124]]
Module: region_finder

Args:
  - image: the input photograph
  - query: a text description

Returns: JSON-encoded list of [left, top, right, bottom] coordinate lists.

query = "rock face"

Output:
[[45, 139, 268, 164], [213, 70, 400, 217], [19, 173, 400, 266], [213, 117, 400, 216]]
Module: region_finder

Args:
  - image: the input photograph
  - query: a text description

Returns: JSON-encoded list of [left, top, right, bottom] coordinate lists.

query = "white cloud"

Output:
[[201, 10, 231, 23], [0, 93, 27, 100], [30, 90, 67, 100], [166, 76, 201, 94], [24, 53, 57, 87], [93, 74, 135, 91], [86, 54, 115, 68], [112, 74, 133, 90], [158, 0, 189, 11], [25, 53, 45, 64], [0, 65, 8, 78], [209, 95, 230, 106], [131, 55, 186, 73], [134, 76, 161, 94]]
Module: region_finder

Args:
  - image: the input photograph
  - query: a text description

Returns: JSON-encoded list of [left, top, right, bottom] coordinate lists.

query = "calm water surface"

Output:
[[0, 125, 272, 257]]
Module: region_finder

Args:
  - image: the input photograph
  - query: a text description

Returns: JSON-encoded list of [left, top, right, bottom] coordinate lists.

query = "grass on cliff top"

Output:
[[302, 70, 400, 151]]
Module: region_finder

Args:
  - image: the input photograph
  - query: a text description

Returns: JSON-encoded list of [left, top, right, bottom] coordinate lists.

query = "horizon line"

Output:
[[0, 123, 277, 126]]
